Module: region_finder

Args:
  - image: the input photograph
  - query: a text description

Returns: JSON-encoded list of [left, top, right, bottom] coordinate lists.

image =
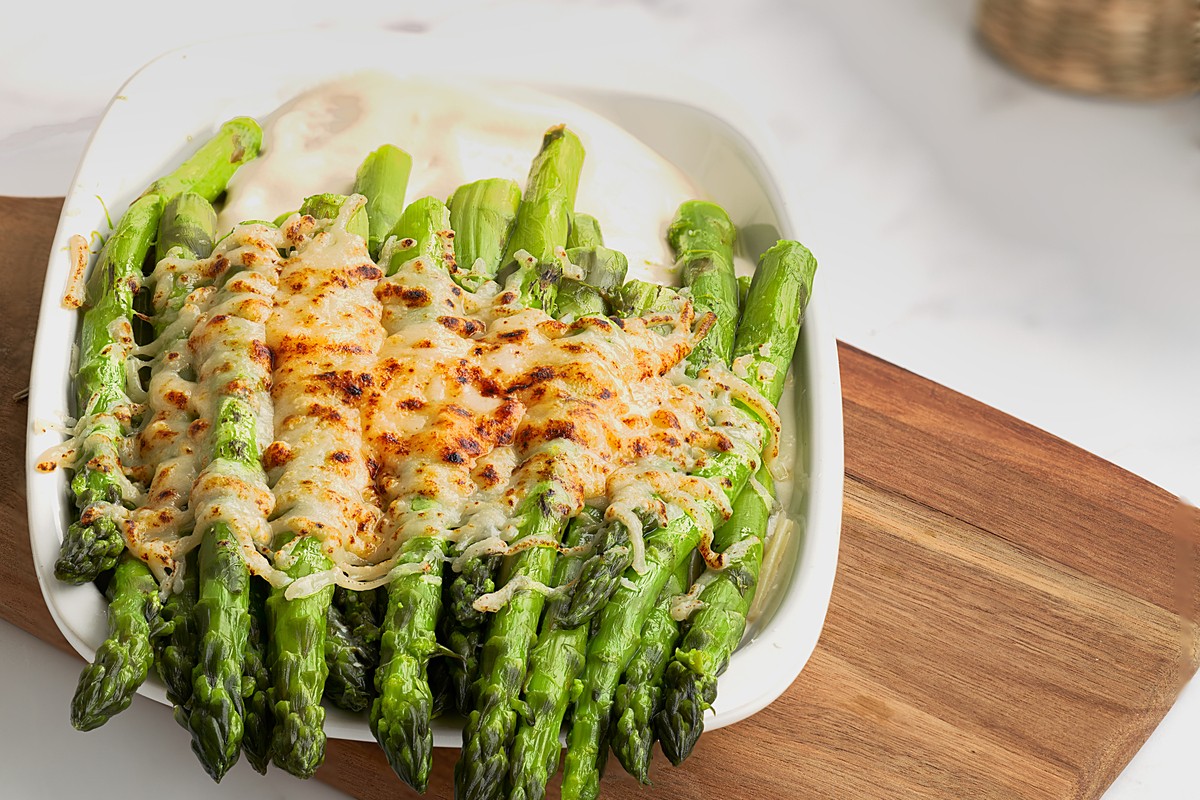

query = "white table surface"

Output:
[[2, 1, 1195, 797]]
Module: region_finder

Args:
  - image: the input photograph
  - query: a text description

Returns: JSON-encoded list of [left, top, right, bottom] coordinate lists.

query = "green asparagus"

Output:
[[656, 468, 774, 764], [354, 144, 413, 258], [563, 213, 628, 309], [669, 201, 737, 375], [455, 487, 571, 800], [611, 558, 689, 782], [502, 125, 585, 310], [56, 194, 163, 584], [324, 587, 382, 713], [371, 196, 463, 791], [188, 397, 261, 781], [156, 191, 218, 264], [267, 536, 336, 778], [386, 196, 456, 274], [508, 508, 603, 800], [371, 535, 446, 792], [147, 193, 218, 709], [70, 552, 162, 730], [726, 240, 818, 403], [439, 606, 486, 715], [143, 117, 263, 203], [444, 138, 584, 736], [566, 213, 603, 249], [557, 513, 636, 630], [449, 177, 522, 287], [154, 551, 199, 708], [556, 280, 676, 630], [242, 577, 273, 775], [57, 118, 262, 584], [656, 240, 817, 764], [299, 193, 369, 240], [561, 242, 809, 800], [457, 213, 622, 799]]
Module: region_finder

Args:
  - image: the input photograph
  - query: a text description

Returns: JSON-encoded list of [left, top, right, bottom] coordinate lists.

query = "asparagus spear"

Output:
[[457, 227, 622, 800], [657, 240, 817, 764], [70, 552, 162, 730], [299, 193, 369, 240], [726, 240, 818, 403], [242, 577, 273, 775], [185, 216, 280, 781], [455, 488, 571, 800], [563, 212, 630, 311], [554, 278, 608, 320], [656, 469, 774, 765], [446, 553, 498, 629], [502, 125, 585, 311], [143, 117, 263, 202], [324, 587, 382, 713], [504, 125, 585, 264], [437, 152, 527, 700], [371, 534, 446, 792], [614, 279, 680, 318], [266, 536, 335, 778], [354, 144, 413, 259], [370, 199, 463, 792], [610, 558, 689, 782], [438, 605, 486, 715], [156, 191, 218, 264], [566, 213, 603, 249], [266, 188, 390, 778], [440, 150, 581, 712], [670, 200, 738, 376], [557, 513, 637, 629], [188, 399, 260, 781], [386, 196, 456, 274], [148, 194, 218, 709], [55, 193, 162, 584], [155, 551, 199, 708], [507, 508, 603, 800], [448, 177, 522, 287], [559, 482, 746, 800], [561, 243, 810, 800], [564, 246, 627, 310], [57, 118, 263, 584], [555, 280, 676, 630]]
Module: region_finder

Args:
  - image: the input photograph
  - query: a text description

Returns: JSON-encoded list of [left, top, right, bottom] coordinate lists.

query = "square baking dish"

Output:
[[26, 30, 843, 746]]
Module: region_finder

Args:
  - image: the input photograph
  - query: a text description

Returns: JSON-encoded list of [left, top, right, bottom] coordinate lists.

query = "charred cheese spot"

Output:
[[263, 441, 294, 470]]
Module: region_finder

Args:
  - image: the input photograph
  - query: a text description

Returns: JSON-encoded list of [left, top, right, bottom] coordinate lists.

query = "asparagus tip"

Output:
[[655, 661, 715, 766]]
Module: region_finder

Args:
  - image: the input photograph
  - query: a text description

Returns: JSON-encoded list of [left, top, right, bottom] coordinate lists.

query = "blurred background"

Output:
[[0, 1, 1195, 797]]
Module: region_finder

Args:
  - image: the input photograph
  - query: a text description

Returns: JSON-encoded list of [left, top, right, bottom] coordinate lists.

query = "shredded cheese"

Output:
[[62, 235, 89, 309], [48, 196, 785, 612]]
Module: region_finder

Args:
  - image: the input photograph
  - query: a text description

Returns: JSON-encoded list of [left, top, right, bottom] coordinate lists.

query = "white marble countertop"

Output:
[[2, 1, 1195, 797]]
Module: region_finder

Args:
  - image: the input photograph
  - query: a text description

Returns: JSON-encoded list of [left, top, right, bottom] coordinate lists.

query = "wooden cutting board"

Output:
[[2, 197, 1196, 800]]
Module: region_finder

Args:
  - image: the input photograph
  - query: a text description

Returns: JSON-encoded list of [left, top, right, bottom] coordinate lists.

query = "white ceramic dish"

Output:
[[26, 31, 843, 746]]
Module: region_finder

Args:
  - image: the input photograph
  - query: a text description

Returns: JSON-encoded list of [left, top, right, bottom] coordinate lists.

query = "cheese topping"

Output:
[[187, 220, 290, 586], [265, 197, 386, 594], [63, 234, 89, 309], [48, 206, 780, 601]]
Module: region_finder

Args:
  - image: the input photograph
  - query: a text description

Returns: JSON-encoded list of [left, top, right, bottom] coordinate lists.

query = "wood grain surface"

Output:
[[3, 197, 1197, 799]]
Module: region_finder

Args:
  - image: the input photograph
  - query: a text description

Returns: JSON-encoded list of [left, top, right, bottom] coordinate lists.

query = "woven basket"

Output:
[[977, 0, 1198, 99]]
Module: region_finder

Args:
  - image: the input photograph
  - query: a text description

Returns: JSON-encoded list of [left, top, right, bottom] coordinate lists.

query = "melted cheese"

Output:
[[265, 197, 386, 589], [62, 234, 89, 309], [49, 207, 782, 610], [184, 222, 289, 587]]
